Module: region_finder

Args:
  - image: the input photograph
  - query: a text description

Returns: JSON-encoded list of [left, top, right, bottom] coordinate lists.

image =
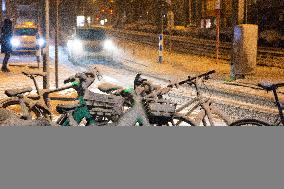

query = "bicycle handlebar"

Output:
[[63, 67, 102, 84], [168, 70, 216, 87], [22, 71, 47, 77], [144, 70, 216, 99]]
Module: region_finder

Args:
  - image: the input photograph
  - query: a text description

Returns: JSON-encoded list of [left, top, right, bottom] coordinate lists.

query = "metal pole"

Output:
[[159, 13, 164, 64], [230, 0, 238, 80], [42, 0, 50, 90], [215, 0, 221, 63], [55, 0, 59, 88], [216, 9, 220, 62], [245, 0, 247, 23]]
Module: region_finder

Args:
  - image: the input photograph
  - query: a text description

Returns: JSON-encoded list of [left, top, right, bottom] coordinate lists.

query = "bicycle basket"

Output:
[[84, 91, 125, 117], [144, 98, 177, 118]]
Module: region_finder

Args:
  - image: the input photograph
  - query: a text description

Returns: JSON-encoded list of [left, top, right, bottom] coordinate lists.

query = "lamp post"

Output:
[[55, 0, 59, 88], [55, 0, 66, 88]]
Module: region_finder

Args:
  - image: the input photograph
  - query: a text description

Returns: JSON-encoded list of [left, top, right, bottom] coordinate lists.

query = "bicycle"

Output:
[[95, 74, 191, 126], [0, 67, 102, 126], [143, 70, 233, 126], [229, 82, 284, 126], [98, 70, 232, 126]]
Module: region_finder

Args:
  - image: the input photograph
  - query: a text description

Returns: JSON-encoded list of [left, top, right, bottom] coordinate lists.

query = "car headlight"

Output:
[[37, 38, 45, 47], [67, 39, 83, 52], [11, 38, 20, 47], [103, 39, 115, 51]]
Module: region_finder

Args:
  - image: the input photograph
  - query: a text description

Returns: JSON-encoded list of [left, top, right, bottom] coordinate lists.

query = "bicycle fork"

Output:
[[272, 89, 284, 125]]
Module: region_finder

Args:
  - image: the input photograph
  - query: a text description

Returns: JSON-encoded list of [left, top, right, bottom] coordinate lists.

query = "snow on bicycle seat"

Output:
[[258, 82, 274, 91], [5, 87, 33, 97], [56, 104, 79, 114], [98, 82, 123, 93], [22, 71, 47, 77]]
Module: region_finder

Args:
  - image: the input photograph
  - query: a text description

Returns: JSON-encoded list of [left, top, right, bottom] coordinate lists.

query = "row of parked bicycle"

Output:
[[0, 67, 283, 126]]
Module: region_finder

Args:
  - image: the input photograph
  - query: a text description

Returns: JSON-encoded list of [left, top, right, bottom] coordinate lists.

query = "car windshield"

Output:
[[76, 29, 106, 40], [14, 28, 38, 36]]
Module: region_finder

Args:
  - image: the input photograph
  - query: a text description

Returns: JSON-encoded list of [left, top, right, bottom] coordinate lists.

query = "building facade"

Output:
[[172, 0, 283, 30]]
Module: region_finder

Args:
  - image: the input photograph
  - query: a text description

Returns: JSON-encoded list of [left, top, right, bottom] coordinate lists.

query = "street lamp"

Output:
[[54, 0, 60, 88]]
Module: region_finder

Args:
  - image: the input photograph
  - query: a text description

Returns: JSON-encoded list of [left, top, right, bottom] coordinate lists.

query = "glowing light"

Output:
[[103, 39, 115, 51], [77, 16, 85, 27], [37, 38, 45, 47], [67, 39, 83, 53], [11, 38, 20, 47]]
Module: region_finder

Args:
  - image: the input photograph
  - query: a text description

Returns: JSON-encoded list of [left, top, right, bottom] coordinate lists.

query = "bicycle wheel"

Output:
[[229, 119, 271, 126], [0, 97, 52, 121], [166, 114, 196, 126]]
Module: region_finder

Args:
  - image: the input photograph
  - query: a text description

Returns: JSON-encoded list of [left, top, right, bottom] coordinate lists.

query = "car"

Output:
[[66, 26, 115, 62], [10, 22, 45, 62]]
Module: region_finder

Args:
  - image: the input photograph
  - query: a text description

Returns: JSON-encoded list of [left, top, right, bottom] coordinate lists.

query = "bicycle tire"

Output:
[[0, 97, 52, 122], [56, 114, 68, 125], [167, 114, 196, 126], [229, 119, 271, 126]]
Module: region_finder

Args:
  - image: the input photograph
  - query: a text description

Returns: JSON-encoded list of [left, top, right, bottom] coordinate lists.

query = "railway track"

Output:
[[107, 28, 284, 68]]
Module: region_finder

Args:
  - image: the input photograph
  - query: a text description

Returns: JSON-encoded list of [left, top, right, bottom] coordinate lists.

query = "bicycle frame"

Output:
[[13, 83, 76, 121], [271, 88, 284, 125], [175, 81, 231, 126]]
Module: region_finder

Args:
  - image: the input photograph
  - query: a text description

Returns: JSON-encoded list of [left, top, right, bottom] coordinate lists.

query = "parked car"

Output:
[[66, 26, 115, 62]]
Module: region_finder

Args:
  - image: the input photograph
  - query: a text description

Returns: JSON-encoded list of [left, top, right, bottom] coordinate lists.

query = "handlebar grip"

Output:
[[197, 70, 216, 79], [207, 70, 216, 75], [276, 82, 284, 89], [64, 76, 76, 84]]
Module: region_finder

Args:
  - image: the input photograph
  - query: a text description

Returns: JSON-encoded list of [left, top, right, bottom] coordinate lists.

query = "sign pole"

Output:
[[159, 34, 163, 63], [158, 4, 164, 64], [42, 0, 50, 90], [215, 0, 221, 63]]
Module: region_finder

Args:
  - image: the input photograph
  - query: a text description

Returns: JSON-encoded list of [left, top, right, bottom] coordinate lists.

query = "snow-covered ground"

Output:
[[0, 40, 282, 126]]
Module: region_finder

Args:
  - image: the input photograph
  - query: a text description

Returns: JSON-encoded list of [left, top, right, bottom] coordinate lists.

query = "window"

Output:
[[14, 28, 38, 36], [76, 29, 106, 40]]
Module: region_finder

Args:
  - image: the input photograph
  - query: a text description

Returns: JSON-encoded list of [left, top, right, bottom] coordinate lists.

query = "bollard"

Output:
[[231, 24, 258, 80], [158, 34, 163, 63]]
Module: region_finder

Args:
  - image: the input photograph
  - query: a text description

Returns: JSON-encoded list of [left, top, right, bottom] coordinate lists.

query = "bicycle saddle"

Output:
[[22, 71, 47, 77], [258, 82, 274, 91], [5, 87, 33, 97], [64, 72, 95, 84], [56, 104, 79, 114], [98, 83, 124, 93]]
